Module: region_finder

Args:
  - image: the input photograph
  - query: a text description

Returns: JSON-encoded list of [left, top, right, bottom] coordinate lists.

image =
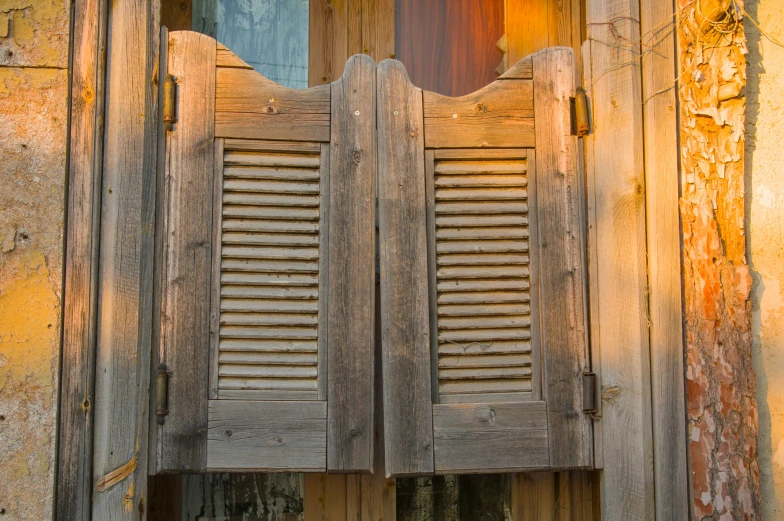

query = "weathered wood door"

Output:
[[156, 31, 376, 473], [377, 50, 593, 476], [156, 31, 592, 476]]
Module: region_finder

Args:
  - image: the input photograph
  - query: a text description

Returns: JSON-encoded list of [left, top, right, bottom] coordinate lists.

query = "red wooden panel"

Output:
[[395, 0, 504, 96]]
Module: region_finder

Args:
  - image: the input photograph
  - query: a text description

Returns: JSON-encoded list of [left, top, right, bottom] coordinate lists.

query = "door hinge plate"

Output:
[[163, 74, 177, 131], [155, 363, 171, 425], [582, 370, 597, 413], [572, 87, 590, 137]]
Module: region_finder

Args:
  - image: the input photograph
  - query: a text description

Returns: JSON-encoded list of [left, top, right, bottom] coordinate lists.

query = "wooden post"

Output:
[[640, 0, 690, 518], [56, 0, 107, 517], [583, 1, 655, 519], [90, 0, 160, 516]]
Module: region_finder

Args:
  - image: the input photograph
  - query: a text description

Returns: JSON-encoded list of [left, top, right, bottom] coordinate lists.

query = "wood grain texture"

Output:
[[377, 58, 434, 477], [422, 80, 535, 148], [57, 0, 107, 516], [91, 0, 159, 516], [215, 42, 253, 69], [215, 66, 331, 142], [208, 139, 224, 400], [504, 0, 583, 78], [532, 47, 592, 468], [327, 54, 377, 472], [512, 472, 556, 521], [157, 30, 216, 472], [395, 0, 504, 96], [640, 0, 689, 518], [207, 400, 327, 471], [583, 1, 656, 515], [309, 0, 348, 86], [433, 402, 549, 473]]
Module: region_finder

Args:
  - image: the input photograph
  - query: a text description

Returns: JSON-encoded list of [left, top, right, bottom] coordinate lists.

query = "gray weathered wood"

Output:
[[317, 143, 330, 401], [584, 1, 656, 515], [423, 79, 535, 148], [157, 30, 216, 472], [532, 47, 592, 468], [215, 64, 331, 142], [207, 401, 327, 471], [57, 0, 107, 516], [91, 0, 159, 517], [640, 0, 690, 518], [377, 58, 434, 477], [326, 54, 377, 472], [432, 402, 549, 473], [209, 139, 224, 400]]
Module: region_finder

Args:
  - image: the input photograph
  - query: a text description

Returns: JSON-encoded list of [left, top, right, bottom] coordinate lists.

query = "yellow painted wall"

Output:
[[746, 0, 784, 518], [0, 0, 69, 518]]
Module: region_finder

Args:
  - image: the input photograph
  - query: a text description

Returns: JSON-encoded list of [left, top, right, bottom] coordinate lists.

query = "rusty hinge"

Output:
[[572, 87, 590, 137], [582, 370, 597, 414], [162, 74, 177, 131], [155, 363, 171, 425]]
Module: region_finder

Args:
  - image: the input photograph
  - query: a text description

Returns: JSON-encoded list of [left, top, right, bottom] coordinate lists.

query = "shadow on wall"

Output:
[[744, 0, 784, 518]]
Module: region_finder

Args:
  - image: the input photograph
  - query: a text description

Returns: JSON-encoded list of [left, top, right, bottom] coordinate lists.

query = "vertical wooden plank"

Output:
[[640, 0, 689, 519], [318, 143, 331, 401], [584, 0, 655, 517], [327, 54, 377, 472], [91, 0, 160, 516], [208, 138, 223, 400], [157, 31, 216, 472], [377, 58, 434, 477], [347, 0, 363, 55], [375, 0, 395, 61], [505, 0, 549, 66], [57, 0, 107, 516], [512, 473, 556, 521], [161, 0, 192, 31], [532, 47, 591, 468], [304, 474, 348, 520], [309, 0, 349, 86]]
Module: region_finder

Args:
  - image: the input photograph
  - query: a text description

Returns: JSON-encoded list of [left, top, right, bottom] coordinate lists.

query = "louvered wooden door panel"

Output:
[[379, 49, 593, 476], [156, 32, 376, 473]]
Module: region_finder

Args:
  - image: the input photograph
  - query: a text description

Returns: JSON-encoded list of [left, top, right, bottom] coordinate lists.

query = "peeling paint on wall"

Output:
[[0, 1, 68, 516], [678, 0, 761, 519], [745, 0, 784, 518]]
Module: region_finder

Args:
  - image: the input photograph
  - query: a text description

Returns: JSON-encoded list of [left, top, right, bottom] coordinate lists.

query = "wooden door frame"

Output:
[[57, 0, 690, 519]]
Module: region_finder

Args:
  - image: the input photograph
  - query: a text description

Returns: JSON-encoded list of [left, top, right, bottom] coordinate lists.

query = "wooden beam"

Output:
[[56, 0, 107, 517], [157, 30, 216, 472], [90, 0, 160, 516], [583, 0, 655, 518], [640, 0, 690, 518]]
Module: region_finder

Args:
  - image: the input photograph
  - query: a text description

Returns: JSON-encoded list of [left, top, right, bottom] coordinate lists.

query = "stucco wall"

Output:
[[0, 0, 69, 519], [746, 0, 784, 518]]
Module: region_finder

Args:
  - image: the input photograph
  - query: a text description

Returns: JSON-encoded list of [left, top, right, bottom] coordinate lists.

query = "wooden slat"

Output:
[[499, 57, 534, 80], [423, 79, 535, 149], [439, 391, 532, 404], [157, 31, 216, 472], [215, 67, 331, 141], [57, 0, 107, 514], [308, 0, 348, 86], [511, 472, 556, 521], [377, 58, 435, 477], [584, 0, 655, 514], [216, 42, 253, 69], [209, 140, 224, 400], [532, 47, 591, 467], [640, 0, 689, 517], [207, 401, 326, 471], [432, 402, 549, 472], [326, 54, 377, 472], [433, 148, 528, 160], [223, 138, 321, 153], [317, 144, 330, 401]]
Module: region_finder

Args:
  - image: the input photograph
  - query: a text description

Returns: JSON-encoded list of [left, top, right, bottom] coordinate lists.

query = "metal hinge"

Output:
[[572, 87, 590, 137], [162, 74, 177, 131], [155, 363, 171, 425], [582, 370, 597, 414]]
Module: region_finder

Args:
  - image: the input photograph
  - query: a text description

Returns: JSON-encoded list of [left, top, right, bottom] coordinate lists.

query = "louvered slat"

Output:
[[218, 146, 321, 399], [434, 157, 534, 402]]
